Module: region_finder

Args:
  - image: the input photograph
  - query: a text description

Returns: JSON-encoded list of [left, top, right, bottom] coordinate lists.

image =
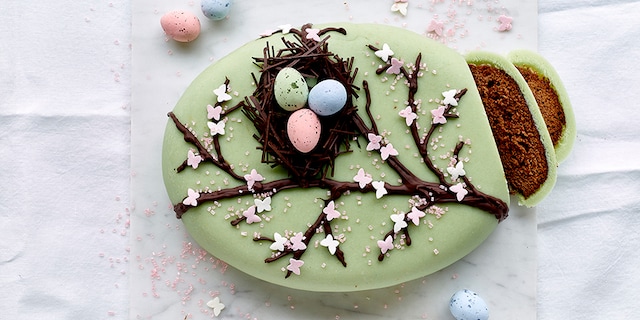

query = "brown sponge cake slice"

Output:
[[467, 51, 558, 207], [508, 50, 576, 163]]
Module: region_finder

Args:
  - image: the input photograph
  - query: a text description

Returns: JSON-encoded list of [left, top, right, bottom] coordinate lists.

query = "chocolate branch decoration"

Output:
[[168, 24, 508, 278]]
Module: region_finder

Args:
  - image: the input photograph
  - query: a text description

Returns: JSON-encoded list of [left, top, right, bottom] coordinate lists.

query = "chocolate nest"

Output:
[[240, 24, 360, 182]]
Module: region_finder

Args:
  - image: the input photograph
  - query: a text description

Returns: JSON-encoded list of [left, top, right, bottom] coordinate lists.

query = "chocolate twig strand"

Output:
[[168, 111, 243, 181], [254, 200, 347, 278], [169, 25, 508, 277]]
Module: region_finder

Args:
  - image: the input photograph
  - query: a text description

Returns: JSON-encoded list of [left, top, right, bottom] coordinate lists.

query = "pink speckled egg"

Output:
[[160, 10, 201, 43], [287, 109, 321, 153]]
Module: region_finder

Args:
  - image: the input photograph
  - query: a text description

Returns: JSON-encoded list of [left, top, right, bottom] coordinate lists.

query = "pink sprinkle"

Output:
[[427, 19, 444, 37], [497, 14, 513, 31]]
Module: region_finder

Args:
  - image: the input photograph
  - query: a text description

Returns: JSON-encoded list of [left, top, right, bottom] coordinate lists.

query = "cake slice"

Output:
[[508, 50, 576, 163], [466, 51, 558, 207]]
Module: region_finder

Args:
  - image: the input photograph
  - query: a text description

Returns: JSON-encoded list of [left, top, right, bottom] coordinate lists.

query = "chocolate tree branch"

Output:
[[253, 199, 348, 278], [168, 112, 243, 181]]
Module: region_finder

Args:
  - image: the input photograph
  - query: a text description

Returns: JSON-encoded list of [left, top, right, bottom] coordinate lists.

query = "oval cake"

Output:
[[162, 23, 513, 291]]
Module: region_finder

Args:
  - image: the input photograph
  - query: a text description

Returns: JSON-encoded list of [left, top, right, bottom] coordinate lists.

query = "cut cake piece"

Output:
[[508, 50, 576, 163], [467, 51, 558, 207]]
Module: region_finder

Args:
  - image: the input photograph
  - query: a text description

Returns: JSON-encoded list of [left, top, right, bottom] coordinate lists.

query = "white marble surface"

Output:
[[131, 0, 537, 319]]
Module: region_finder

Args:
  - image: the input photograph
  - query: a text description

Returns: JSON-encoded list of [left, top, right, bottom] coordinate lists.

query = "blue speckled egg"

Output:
[[449, 289, 489, 320], [201, 0, 232, 20], [308, 79, 347, 116]]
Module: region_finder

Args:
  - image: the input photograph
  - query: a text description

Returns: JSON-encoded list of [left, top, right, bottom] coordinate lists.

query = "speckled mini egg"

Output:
[[160, 10, 201, 43], [287, 109, 321, 153], [274, 67, 309, 112], [201, 0, 232, 20], [308, 79, 347, 116], [449, 289, 489, 320]]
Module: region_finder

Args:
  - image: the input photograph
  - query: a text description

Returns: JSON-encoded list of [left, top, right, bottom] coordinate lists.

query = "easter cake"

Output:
[[162, 23, 516, 292]]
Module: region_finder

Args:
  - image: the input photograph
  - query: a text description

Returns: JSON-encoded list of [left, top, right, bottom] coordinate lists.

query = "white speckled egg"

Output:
[[308, 79, 347, 116], [287, 109, 321, 153], [449, 289, 489, 320], [201, 0, 232, 20], [160, 11, 201, 43], [274, 68, 309, 112]]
